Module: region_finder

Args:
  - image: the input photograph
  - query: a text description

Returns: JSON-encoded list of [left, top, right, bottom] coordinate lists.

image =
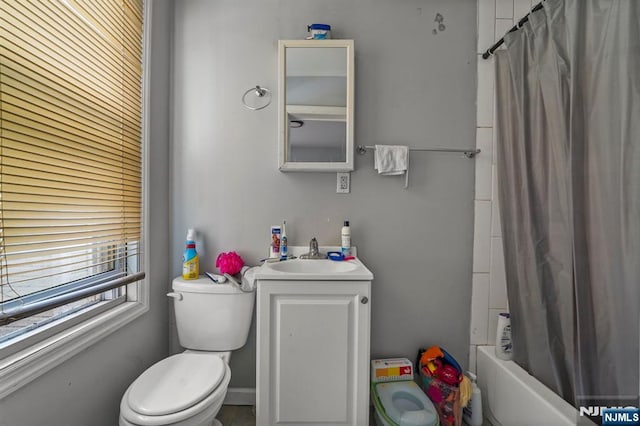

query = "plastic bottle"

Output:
[[182, 229, 199, 280], [463, 372, 483, 426], [495, 312, 513, 360], [280, 220, 288, 258], [341, 220, 351, 257]]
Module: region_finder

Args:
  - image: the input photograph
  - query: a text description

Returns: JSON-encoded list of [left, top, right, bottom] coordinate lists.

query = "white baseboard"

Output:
[[223, 387, 256, 405]]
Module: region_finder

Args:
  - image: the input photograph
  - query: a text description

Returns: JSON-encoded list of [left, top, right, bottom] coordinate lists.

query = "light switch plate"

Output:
[[337, 172, 350, 193]]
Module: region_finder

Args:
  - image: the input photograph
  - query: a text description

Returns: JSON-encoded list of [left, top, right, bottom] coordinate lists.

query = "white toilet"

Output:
[[119, 276, 255, 426]]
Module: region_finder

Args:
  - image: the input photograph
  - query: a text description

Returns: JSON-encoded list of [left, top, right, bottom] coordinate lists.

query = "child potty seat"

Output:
[[372, 381, 439, 426]]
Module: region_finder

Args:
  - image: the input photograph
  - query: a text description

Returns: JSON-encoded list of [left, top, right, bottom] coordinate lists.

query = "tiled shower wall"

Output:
[[469, 0, 537, 372]]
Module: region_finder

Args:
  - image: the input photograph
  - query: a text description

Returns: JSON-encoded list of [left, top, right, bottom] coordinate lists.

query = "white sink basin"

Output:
[[254, 247, 373, 281], [269, 259, 358, 274]]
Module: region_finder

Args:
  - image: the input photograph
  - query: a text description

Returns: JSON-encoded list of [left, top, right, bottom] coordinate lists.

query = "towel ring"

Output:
[[242, 85, 272, 111]]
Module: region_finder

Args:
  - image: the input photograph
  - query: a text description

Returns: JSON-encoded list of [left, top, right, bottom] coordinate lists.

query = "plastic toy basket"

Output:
[[417, 347, 463, 426]]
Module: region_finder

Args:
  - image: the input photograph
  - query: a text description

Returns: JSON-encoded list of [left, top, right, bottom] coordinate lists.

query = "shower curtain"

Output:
[[494, 0, 639, 413]]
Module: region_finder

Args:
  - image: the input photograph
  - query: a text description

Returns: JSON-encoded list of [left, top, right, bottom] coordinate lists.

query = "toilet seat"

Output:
[[120, 353, 230, 425], [128, 352, 225, 416], [373, 381, 438, 426]]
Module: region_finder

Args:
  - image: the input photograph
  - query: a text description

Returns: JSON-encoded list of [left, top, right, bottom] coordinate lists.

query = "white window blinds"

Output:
[[0, 0, 145, 326]]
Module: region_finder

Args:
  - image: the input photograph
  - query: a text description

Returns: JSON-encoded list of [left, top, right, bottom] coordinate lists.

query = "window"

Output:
[[0, 0, 145, 361]]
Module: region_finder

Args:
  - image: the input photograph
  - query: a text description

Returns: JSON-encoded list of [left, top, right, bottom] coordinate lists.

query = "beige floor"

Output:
[[217, 405, 256, 426], [217, 405, 377, 425]]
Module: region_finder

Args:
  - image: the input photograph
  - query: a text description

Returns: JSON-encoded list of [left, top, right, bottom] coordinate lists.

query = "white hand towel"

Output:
[[374, 145, 410, 188], [241, 266, 259, 292]]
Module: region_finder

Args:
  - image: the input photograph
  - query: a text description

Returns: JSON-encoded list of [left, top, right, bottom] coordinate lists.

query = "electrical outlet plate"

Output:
[[337, 172, 350, 193]]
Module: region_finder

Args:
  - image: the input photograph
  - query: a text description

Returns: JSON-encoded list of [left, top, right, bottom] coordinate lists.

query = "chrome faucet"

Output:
[[300, 237, 327, 259]]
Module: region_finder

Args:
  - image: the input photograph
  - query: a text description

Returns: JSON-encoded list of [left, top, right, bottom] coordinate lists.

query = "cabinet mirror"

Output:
[[278, 40, 354, 172]]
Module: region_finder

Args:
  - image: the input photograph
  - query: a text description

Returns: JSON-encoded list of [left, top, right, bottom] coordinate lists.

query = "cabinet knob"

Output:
[[361, 296, 368, 304]]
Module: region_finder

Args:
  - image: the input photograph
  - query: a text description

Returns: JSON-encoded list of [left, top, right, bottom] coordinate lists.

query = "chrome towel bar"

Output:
[[356, 145, 480, 159]]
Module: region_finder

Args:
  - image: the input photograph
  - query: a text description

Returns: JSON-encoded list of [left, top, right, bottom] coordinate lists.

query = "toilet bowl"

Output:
[[119, 351, 230, 426], [372, 381, 439, 426], [120, 276, 255, 426]]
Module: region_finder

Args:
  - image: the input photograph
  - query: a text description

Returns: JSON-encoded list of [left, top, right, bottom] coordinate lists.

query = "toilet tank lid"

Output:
[[128, 353, 226, 416], [173, 276, 244, 294]]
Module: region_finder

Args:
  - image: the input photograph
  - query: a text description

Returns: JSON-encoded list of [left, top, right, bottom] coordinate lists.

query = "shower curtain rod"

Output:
[[482, 1, 545, 59]]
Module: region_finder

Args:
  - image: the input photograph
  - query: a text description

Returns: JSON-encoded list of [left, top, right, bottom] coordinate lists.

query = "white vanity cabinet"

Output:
[[256, 279, 371, 425]]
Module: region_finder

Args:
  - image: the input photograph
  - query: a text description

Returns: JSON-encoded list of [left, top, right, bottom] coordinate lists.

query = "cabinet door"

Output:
[[257, 280, 370, 426]]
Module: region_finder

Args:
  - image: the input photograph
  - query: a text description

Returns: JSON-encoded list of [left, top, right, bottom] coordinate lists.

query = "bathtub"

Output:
[[476, 346, 595, 426]]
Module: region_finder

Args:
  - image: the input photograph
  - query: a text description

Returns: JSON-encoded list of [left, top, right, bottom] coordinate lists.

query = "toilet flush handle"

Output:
[[167, 292, 183, 301]]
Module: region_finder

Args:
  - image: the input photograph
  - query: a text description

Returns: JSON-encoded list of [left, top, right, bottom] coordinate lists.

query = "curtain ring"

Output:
[[242, 85, 272, 111]]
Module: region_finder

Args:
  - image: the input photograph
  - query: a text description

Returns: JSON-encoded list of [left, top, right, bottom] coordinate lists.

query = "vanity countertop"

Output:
[[254, 246, 373, 281]]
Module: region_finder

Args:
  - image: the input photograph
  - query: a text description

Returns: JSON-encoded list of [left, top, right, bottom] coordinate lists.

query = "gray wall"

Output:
[[172, 0, 477, 388], [0, 1, 173, 425]]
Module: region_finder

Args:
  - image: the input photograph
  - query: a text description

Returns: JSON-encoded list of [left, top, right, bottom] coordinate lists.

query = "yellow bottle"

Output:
[[182, 229, 199, 279]]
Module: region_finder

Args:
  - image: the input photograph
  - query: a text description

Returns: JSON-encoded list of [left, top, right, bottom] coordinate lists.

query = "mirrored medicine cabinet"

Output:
[[278, 39, 354, 172]]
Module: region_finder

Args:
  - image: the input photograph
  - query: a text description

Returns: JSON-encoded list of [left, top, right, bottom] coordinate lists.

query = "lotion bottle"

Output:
[[495, 312, 513, 360], [182, 228, 199, 280], [341, 220, 351, 257]]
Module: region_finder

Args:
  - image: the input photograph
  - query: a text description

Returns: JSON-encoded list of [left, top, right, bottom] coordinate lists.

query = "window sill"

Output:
[[0, 299, 148, 399]]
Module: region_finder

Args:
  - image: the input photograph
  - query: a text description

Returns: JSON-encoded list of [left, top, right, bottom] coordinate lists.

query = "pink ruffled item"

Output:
[[215, 251, 244, 275]]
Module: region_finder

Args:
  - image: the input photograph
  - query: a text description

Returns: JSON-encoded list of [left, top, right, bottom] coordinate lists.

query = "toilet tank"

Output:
[[171, 276, 255, 351]]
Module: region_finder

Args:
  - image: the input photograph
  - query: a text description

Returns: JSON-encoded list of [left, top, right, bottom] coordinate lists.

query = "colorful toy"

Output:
[[417, 346, 463, 426]]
